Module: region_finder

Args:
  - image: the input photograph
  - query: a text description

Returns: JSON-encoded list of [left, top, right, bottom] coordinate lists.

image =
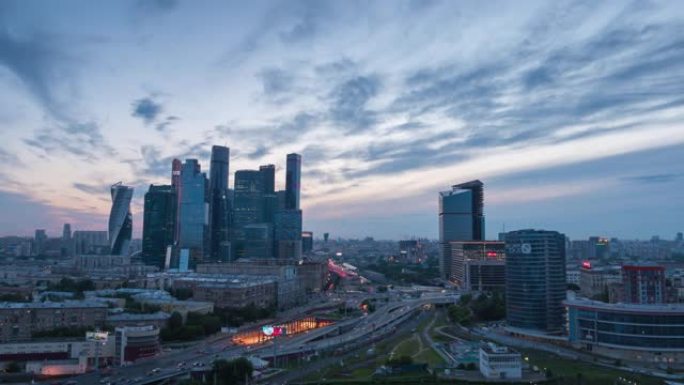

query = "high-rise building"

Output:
[[260, 164, 275, 194], [244, 223, 273, 259], [33, 229, 47, 256], [62, 224, 71, 241], [505, 229, 566, 334], [73, 231, 109, 255], [142, 185, 176, 269], [233, 170, 264, 259], [61, 224, 72, 257], [171, 158, 182, 244], [622, 264, 666, 304], [209, 146, 230, 262], [274, 210, 302, 259], [302, 231, 313, 254], [109, 182, 134, 256], [178, 159, 208, 267], [450, 241, 505, 292], [438, 180, 484, 279], [285, 153, 301, 210]]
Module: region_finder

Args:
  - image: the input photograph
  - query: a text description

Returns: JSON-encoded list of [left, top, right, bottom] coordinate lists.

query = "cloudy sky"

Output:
[[1, 0, 683, 240]]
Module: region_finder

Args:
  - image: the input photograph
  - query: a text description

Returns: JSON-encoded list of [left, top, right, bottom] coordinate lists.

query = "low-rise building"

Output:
[[0, 301, 108, 342], [579, 262, 621, 299], [450, 241, 506, 292], [115, 326, 160, 366], [478, 342, 522, 379]]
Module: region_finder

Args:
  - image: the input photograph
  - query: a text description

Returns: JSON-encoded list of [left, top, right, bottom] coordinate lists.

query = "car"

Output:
[[152, 368, 161, 373]]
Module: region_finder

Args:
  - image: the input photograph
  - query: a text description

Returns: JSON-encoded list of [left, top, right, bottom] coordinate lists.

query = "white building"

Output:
[[478, 343, 522, 380]]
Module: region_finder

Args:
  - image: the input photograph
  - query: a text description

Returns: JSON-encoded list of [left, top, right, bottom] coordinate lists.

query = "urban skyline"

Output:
[[1, 1, 684, 240]]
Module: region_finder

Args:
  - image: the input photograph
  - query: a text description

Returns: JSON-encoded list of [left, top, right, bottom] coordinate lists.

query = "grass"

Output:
[[392, 335, 420, 357], [521, 349, 663, 385], [413, 347, 445, 366]]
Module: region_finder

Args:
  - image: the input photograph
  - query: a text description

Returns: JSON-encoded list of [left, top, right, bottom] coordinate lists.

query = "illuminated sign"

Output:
[[86, 331, 109, 341], [262, 326, 284, 337], [505, 243, 532, 255], [581, 261, 592, 269], [486, 251, 498, 258]]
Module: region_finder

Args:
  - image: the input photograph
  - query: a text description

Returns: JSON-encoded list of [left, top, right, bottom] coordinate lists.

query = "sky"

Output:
[[0, 0, 683, 241]]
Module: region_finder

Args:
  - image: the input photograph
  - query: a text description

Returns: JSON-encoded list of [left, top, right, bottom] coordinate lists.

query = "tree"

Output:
[[447, 304, 473, 326], [5, 361, 21, 373], [386, 355, 413, 367], [465, 363, 477, 371], [169, 312, 183, 330], [213, 357, 253, 385]]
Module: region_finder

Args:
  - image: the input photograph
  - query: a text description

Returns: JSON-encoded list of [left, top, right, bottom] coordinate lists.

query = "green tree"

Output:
[[5, 361, 21, 373], [169, 311, 183, 330], [213, 357, 253, 385], [447, 304, 473, 326]]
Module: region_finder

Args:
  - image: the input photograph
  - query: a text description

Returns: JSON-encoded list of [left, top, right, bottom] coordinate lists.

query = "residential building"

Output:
[[505, 229, 566, 334], [622, 264, 666, 304], [579, 262, 621, 300]]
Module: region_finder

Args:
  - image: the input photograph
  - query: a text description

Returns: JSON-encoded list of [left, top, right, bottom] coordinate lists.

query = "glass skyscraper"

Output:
[[109, 182, 134, 256], [209, 145, 230, 261], [285, 153, 301, 210], [233, 170, 264, 259], [259, 164, 275, 194], [438, 180, 484, 279], [505, 229, 566, 334], [142, 184, 176, 269], [275, 209, 302, 259], [178, 159, 208, 265]]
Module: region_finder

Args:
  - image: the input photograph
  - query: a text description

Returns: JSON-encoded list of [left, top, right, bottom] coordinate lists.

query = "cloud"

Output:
[[328, 75, 381, 132], [621, 173, 681, 184], [134, 0, 179, 15], [155, 115, 179, 132], [73, 182, 109, 195], [23, 121, 115, 161], [131, 97, 163, 125]]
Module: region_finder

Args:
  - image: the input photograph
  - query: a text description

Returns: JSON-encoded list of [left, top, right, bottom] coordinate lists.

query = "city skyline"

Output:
[[1, 1, 684, 240]]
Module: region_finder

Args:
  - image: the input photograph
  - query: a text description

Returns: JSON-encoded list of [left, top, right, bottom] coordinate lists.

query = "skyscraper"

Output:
[[259, 164, 275, 194], [232, 170, 264, 259], [505, 229, 566, 334], [61, 223, 72, 257], [171, 158, 182, 244], [178, 159, 208, 266], [62, 224, 71, 241], [275, 210, 302, 259], [33, 229, 47, 256], [209, 146, 230, 261], [285, 153, 301, 210], [142, 184, 176, 269], [109, 182, 134, 256], [438, 180, 484, 280]]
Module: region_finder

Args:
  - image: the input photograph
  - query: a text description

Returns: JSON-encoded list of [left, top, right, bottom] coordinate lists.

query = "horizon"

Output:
[[1, 1, 683, 240]]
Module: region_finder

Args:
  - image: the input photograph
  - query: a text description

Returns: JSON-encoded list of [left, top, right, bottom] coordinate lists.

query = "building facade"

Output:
[[285, 153, 301, 210], [142, 184, 176, 269], [478, 343, 522, 379], [209, 145, 231, 262], [178, 159, 208, 266], [579, 262, 621, 300], [438, 180, 484, 280], [622, 264, 666, 304], [505, 229, 566, 334], [450, 241, 505, 292]]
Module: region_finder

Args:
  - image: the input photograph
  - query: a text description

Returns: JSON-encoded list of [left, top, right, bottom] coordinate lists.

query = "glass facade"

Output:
[[567, 302, 684, 350], [109, 182, 134, 256], [178, 160, 208, 259], [285, 153, 301, 210], [209, 146, 230, 261], [505, 229, 566, 334], [274, 209, 302, 259], [142, 184, 176, 269]]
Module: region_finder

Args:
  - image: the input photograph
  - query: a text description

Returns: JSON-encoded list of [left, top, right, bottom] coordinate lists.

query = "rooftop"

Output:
[[0, 301, 108, 310], [565, 298, 684, 314]]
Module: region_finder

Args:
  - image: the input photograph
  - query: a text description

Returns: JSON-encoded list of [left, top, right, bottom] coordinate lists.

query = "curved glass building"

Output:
[[109, 182, 134, 255], [505, 229, 566, 334]]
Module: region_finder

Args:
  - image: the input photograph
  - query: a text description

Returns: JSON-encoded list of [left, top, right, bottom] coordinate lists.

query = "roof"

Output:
[[0, 301, 108, 310], [565, 298, 684, 314]]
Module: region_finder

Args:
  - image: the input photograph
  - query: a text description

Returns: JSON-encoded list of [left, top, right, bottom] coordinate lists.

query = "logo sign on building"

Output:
[[505, 243, 532, 255], [262, 326, 284, 337]]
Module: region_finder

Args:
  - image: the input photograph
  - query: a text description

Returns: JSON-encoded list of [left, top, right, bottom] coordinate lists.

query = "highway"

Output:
[[49, 294, 457, 385]]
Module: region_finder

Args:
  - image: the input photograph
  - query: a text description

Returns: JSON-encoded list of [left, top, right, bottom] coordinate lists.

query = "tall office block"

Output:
[[302, 231, 313, 254], [244, 223, 273, 259], [61, 224, 72, 256], [285, 153, 301, 210], [33, 229, 47, 256], [233, 170, 264, 259], [275, 210, 302, 259], [209, 146, 231, 261], [62, 224, 71, 241], [109, 182, 134, 256], [178, 159, 208, 267], [142, 185, 176, 269], [438, 180, 484, 280], [505, 229, 566, 334], [260, 164, 275, 194]]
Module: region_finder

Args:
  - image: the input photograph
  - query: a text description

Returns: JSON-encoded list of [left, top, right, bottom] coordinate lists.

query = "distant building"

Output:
[[579, 262, 621, 300], [73, 231, 109, 255], [438, 180, 484, 280], [285, 153, 301, 210], [109, 182, 134, 256], [142, 185, 176, 269], [622, 264, 666, 304], [114, 326, 160, 366], [505, 229, 566, 335], [33, 229, 47, 256], [302, 231, 313, 254], [233, 169, 264, 259], [178, 159, 208, 267], [259, 164, 275, 194], [274, 210, 302, 259], [450, 241, 505, 292], [244, 223, 273, 259], [61, 223, 72, 256], [170, 275, 277, 309], [478, 342, 522, 379]]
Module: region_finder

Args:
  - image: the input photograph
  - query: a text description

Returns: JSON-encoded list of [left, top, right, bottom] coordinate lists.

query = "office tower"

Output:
[[62, 224, 71, 241], [171, 158, 182, 243], [438, 180, 484, 280], [276, 190, 286, 210], [109, 182, 134, 256], [622, 264, 666, 304], [302, 231, 313, 254], [274, 210, 302, 259], [178, 159, 208, 267], [260, 164, 275, 194], [244, 223, 273, 259], [323, 233, 329, 243], [505, 229, 566, 334], [233, 170, 264, 259], [142, 185, 176, 269], [450, 241, 505, 292], [209, 146, 231, 261], [285, 153, 301, 210], [33, 229, 47, 256], [61, 224, 72, 257]]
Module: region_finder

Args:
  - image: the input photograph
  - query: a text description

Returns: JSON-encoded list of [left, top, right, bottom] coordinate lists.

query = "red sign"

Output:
[[582, 261, 591, 269]]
